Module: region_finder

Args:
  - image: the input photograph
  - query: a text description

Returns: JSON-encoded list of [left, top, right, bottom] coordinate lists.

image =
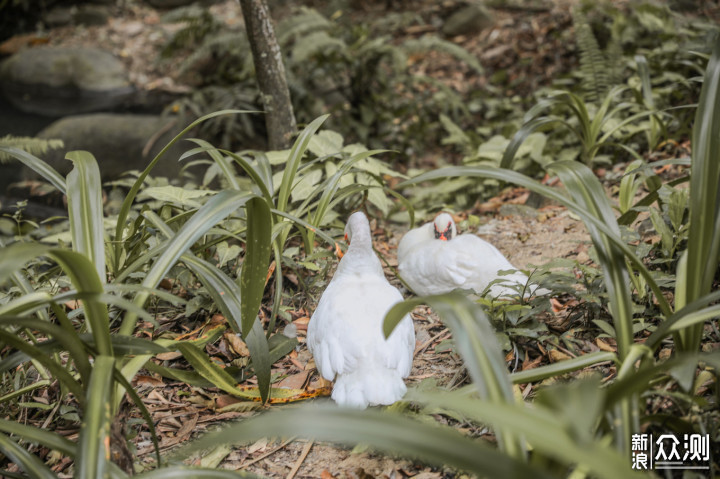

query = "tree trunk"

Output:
[[240, 0, 297, 150]]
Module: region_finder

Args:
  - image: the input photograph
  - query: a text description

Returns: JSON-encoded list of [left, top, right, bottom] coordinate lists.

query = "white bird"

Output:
[[398, 212, 541, 298], [307, 211, 415, 408]]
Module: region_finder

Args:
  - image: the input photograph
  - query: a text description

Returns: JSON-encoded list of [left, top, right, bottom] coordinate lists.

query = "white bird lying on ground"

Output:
[[307, 211, 415, 408], [398, 212, 543, 298]]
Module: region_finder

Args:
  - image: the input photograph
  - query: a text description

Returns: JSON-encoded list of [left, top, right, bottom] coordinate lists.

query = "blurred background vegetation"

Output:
[[0, 0, 719, 477]]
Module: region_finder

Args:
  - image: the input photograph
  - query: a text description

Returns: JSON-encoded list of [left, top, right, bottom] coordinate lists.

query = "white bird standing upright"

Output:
[[398, 212, 540, 298], [307, 212, 415, 408]]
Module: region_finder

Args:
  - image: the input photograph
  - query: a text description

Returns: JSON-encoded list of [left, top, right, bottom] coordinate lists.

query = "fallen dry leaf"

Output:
[[595, 338, 616, 352], [548, 349, 572, 362], [224, 331, 250, 356]]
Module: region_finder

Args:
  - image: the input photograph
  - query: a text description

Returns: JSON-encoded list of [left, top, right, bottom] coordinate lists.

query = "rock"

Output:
[[442, 3, 493, 37], [498, 203, 539, 219], [44, 5, 111, 27], [0, 46, 133, 116], [145, 0, 198, 8], [32, 113, 188, 180]]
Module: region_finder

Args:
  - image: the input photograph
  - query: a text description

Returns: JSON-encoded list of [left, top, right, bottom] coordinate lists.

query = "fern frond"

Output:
[[0, 136, 64, 163], [572, 8, 610, 104]]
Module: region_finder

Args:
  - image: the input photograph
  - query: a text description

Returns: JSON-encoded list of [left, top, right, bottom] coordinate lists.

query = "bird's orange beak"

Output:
[[335, 241, 344, 258], [438, 233, 448, 241]]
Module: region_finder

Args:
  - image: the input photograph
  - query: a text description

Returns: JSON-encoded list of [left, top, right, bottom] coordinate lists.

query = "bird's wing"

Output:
[[307, 281, 349, 381]]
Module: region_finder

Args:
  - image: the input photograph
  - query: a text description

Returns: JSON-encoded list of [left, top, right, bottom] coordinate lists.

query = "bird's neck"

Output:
[[336, 236, 383, 276]]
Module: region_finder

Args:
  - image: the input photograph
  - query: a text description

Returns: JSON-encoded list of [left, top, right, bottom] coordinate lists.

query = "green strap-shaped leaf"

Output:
[[277, 115, 329, 213], [0, 419, 75, 456], [244, 320, 271, 404], [0, 146, 66, 194], [0, 431, 56, 479], [48, 249, 112, 356], [0, 243, 50, 286], [112, 109, 256, 273], [240, 196, 272, 336], [509, 351, 617, 383], [411, 390, 644, 479], [133, 466, 258, 478], [683, 34, 720, 351], [174, 405, 553, 479], [66, 150, 106, 284], [120, 190, 252, 336], [76, 355, 115, 479], [175, 342, 259, 399], [385, 293, 523, 458], [0, 316, 91, 384]]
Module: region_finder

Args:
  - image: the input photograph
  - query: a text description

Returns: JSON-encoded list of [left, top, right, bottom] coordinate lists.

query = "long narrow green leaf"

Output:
[[175, 342, 259, 399], [0, 432, 56, 479], [385, 293, 523, 458], [549, 161, 634, 360], [76, 355, 115, 479], [0, 146, 67, 194], [134, 467, 257, 479], [0, 419, 75, 456], [120, 190, 252, 336], [112, 110, 255, 273], [683, 34, 720, 351], [48, 249, 112, 356], [176, 405, 554, 479], [510, 351, 617, 383], [0, 243, 50, 286], [240, 197, 272, 336], [66, 151, 106, 284], [411, 390, 644, 479], [277, 115, 329, 213], [182, 140, 241, 191], [0, 329, 85, 401], [244, 320, 271, 404], [0, 317, 91, 384]]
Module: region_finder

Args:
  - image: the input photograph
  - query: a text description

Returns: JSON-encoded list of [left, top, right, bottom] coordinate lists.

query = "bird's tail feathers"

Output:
[[332, 367, 407, 409]]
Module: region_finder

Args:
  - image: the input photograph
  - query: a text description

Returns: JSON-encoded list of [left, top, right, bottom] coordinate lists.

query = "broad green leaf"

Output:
[[76, 355, 115, 479], [308, 129, 344, 157], [66, 151, 106, 284]]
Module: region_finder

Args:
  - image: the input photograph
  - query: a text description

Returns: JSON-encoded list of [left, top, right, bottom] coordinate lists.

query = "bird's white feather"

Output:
[[398, 213, 541, 298], [307, 212, 415, 408]]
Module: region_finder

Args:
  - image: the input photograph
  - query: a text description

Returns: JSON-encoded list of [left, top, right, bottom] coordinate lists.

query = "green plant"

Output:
[[391, 33, 720, 463]]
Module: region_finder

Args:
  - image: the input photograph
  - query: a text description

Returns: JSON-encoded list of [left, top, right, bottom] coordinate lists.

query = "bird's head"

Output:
[[433, 212, 456, 241], [344, 211, 371, 247]]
